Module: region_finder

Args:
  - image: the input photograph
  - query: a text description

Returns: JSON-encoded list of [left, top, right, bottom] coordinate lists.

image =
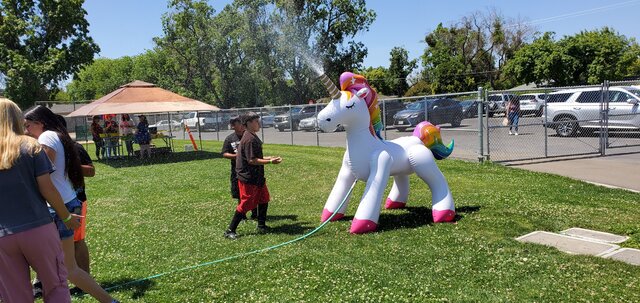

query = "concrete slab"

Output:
[[602, 248, 640, 266], [561, 227, 629, 244], [516, 231, 619, 257]]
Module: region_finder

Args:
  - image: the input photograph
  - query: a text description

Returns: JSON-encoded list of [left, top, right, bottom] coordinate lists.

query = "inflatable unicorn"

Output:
[[317, 72, 456, 234]]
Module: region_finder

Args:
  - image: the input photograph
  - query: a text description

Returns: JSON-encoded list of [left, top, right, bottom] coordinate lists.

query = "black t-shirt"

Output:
[[236, 131, 265, 186], [75, 143, 93, 201], [221, 132, 243, 179]]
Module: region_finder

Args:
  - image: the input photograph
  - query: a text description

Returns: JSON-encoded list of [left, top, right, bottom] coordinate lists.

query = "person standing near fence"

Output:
[[119, 114, 135, 157], [507, 97, 521, 135], [90, 116, 105, 160], [224, 112, 282, 240], [221, 117, 257, 220]]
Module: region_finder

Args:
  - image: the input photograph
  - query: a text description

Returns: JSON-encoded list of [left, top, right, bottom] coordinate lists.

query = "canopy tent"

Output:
[[66, 80, 219, 117], [67, 80, 219, 152]]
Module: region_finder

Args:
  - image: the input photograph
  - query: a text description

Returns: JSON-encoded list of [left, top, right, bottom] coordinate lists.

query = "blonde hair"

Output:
[[0, 98, 41, 170]]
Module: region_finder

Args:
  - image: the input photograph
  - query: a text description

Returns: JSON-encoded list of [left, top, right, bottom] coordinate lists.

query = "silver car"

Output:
[[545, 86, 640, 137]]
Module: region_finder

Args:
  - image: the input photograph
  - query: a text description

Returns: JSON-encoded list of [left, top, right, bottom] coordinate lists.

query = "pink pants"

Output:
[[0, 223, 70, 303]]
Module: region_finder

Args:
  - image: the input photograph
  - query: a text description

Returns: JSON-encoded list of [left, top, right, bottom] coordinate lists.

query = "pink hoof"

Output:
[[321, 208, 344, 222], [433, 209, 456, 223], [350, 219, 378, 234], [384, 198, 406, 209]]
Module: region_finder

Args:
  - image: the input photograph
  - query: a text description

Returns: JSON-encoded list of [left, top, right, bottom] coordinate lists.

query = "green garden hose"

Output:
[[104, 180, 357, 293]]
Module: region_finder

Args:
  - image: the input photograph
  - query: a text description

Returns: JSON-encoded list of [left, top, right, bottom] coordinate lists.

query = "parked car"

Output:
[[181, 111, 217, 130], [298, 114, 318, 131], [487, 93, 515, 117], [149, 120, 182, 134], [299, 113, 344, 132], [516, 93, 545, 116], [274, 104, 325, 131], [259, 113, 275, 128], [379, 100, 406, 125], [544, 86, 640, 137], [392, 98, 464, 131], [460, 100, 480, 118]]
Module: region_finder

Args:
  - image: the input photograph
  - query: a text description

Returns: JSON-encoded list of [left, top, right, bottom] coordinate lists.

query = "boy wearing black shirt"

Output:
[[221, 117, 256, 219], [224, 112, 282, 239]]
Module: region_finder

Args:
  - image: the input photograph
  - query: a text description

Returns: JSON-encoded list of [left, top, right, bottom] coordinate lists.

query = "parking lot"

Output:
[[172, 114, 638, 163]]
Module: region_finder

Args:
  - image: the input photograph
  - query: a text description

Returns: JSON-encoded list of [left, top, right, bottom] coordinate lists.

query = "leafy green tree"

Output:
[[67, 57, 136, 100], [153, 0, 222, 105], [404, 80, 432, 97], [359, 66, 391, 95], [504, 28, 640, 86], [421, 9, 532, 93], [0, 0, 100, 108], [273, 0, 376, 103], [387, 47, 416, 96]]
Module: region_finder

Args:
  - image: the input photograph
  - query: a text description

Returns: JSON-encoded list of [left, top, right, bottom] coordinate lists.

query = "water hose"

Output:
[[103, 180, 358, 293]]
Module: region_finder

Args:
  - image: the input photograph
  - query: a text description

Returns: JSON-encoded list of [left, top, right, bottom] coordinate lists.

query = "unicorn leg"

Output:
[[351, 150, 392, 234], [385, 174, 409, 209], [321, 158, 356, 222], [407, 145, 455, 223]]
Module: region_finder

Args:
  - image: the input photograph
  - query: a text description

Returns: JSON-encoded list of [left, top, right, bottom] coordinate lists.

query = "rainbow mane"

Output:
[[339, 72, 383, 140], [412, 121, 454, 160]]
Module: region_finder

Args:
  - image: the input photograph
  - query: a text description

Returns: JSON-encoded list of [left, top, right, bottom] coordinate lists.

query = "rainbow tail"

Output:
[[412, 121, 454, 160]]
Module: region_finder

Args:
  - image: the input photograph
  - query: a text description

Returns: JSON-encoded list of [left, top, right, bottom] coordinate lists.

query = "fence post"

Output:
[[600, 81, 610, 156], [477, 87, 484, 162], [484, 90, 491, 161], [289, 105, 293, 145], [543, 92, 548, 158], [382, 100, 388, 140]]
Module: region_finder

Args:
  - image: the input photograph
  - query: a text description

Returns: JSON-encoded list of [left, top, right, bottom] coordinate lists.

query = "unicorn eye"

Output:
[[346, 102, 355, 109]]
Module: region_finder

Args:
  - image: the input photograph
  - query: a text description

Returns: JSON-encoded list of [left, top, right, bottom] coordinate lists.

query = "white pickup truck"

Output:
[[182, 112, 217, 130]]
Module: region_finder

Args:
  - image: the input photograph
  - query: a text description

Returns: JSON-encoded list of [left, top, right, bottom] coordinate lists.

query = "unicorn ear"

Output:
[[356, 87, 370, 99]]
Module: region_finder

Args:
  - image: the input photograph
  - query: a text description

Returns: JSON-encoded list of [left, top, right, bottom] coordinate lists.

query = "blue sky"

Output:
[[83, 0, 640, 68]]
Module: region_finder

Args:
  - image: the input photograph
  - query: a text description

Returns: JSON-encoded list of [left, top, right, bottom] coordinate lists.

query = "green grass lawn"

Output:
[[69, 140, 639, 302]]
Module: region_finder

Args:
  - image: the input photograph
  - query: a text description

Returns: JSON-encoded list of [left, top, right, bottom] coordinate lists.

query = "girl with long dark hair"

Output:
[[24, 105, 119, 303]]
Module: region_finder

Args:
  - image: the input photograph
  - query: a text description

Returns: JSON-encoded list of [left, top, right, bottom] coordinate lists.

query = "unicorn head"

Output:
[[317, 72, 383, 139]]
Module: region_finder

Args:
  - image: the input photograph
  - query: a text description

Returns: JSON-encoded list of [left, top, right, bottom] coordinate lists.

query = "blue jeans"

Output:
[[49, 198, 82, 239], [508, 112, 519, 132]]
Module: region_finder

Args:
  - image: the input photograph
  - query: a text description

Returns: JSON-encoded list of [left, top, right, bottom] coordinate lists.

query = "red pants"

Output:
[[236, 181, 270, 214]]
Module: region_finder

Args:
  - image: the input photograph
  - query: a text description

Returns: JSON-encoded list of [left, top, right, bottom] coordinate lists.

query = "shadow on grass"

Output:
[[71, 278, 155, 299], [260, 221, 316, 236], [377, 205, 481, 232], [268, 214, 298, 221], [97, 151, 221, 168]]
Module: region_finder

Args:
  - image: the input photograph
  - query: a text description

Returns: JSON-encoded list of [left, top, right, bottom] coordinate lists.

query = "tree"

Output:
[[67, 57, 135, 100], [273, 0, 376, 103], [404, 80, 432, 97], [387, 47, 416, 96], [504, 28, 640, 86], [359, 66, 391, 95], [0, 0, 100, 108], [420, 9, 532, 93], [153, 0, 222, 105]]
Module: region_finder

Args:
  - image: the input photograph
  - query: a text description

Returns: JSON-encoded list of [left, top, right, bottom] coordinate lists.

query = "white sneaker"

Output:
[[514, 132, 519, 136], [509, 131, 513, 135]]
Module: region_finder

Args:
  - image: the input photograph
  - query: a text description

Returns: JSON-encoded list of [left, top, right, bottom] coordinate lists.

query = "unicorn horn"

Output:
[[318, 74, 342, 100]]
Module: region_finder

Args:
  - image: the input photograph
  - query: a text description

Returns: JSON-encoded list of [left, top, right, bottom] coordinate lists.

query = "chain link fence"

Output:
[[484, 80, 640, 162], [39, 79, 640, 162]]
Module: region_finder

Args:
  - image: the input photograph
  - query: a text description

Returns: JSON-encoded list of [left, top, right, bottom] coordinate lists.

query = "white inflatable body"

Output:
[[317, 90, 455, 234]]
